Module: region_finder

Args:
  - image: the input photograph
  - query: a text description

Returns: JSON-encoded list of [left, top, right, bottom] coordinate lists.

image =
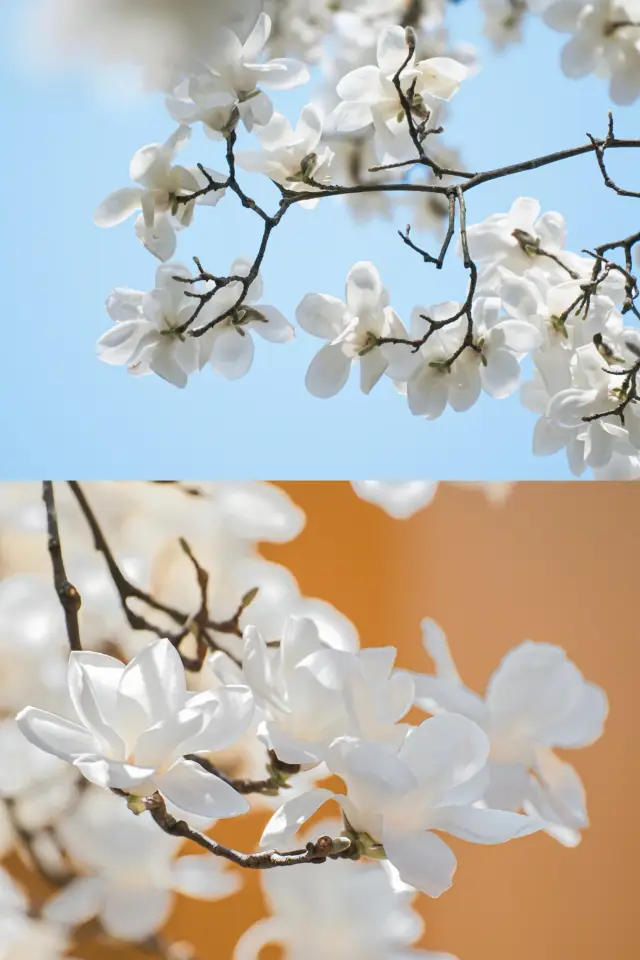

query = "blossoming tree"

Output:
[[16, 0, 640, 478], [0, 480, 609, 958]]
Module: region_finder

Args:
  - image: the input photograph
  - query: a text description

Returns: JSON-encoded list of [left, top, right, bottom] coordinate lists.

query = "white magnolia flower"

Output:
[[496, 264, 626, 352], [545, 342, 636, 473], [94, 126, 225, 261], [333, 26, 466, 161], [296, 261, 409, 397], [532, 0, 640, 104], [0, 866, 75, 960], [235, 818, 454, 960], [197, 257, 294, 380], [243, 616, 413, 765], [351, 481, 439, 518], [466, 197, 578, 285], [408, 620, 608, 845], [167, 13, 310, 136], [16, 639, 255, 820], [402, 298, 541, 418], [236, 105, 333, 198], [262, 715, 542, 896], [20, 0, 263, 91], [96, 262, 202, 388], [42, 789, 239, 941]]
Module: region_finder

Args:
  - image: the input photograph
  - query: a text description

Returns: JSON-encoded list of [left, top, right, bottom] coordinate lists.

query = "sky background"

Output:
[[2, 1, 640, 479]]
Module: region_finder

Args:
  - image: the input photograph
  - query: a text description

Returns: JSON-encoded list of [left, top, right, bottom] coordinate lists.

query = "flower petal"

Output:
[[429, 805, 543, 843], [15, 707, 95, 763], [305, 344, 352, 398], [158, 759, 250, 819], [171, 855, 240, 899], [398, 714, 489, 801], [94, 188, 142, 227], [260, 788, 335, 849], [295, 293, 347, 340], [382, 829, 456, 897], [101, 885, 172, 941]]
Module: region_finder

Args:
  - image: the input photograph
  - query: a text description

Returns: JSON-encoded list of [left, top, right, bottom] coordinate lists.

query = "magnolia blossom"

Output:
[[351, 481, 439, 518], [235, 819, 455, 960], [94, 126, 225, 261], [544, 342, 637, 474], [42, 789, 239, 941], [236, 105, 334, 197], [0, 866, 75, 960], [296, 261, 410, 397], [197, 257, 295, 380], [166, 12, 309, 137], [333, 25, 467, 160], [20, 0, 263, 91], [400, 298, 541, 418], [531, 0, 640, 104], [96, 262, 202, 388], [350, 481, 514, 517], [16, 639, 255, 820], [466, 197, 578, 286], [262, 714, 542, 896], [408, 620, 608, 845], [243, 616, 413, 765]]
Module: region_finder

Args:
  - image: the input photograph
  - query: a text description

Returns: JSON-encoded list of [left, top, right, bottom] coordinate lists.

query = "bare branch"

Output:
[[42, 482, 82, 652]]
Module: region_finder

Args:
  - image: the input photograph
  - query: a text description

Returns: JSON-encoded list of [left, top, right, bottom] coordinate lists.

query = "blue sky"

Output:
[[2, 1, 639, 479]]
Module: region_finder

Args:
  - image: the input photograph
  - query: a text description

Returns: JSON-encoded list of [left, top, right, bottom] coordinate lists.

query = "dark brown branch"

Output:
[[183, 750, 300, 797], [42, 482, 82, 652], [67, 482, 254, 669], [140, 792, 356, 869]]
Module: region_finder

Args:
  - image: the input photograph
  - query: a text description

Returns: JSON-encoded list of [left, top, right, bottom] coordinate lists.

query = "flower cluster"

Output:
[[59, 2, 639, 476], [1, 481, 610, 958]]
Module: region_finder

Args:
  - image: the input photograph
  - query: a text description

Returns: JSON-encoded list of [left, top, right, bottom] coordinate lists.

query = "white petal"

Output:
[[345, 261, 384, 317], [532, 417, 569, 456], [260, 788, 335, 848], [534, 747, 587, 828], [42, 876, 103, 927], [305, 344, 352, 398], [133, 710, 206, 770], [135, 213, 176, 262], [118, 638, 187, 737], [337, 65, 386, 104], [73, 756, 156, 790], [15, 707, 95, 763], [296, 293, 348, 339], [360, 349, 388, 394], [243, 625, 279, 705], [421, 619, 460, 681], [96, 320, 155, 366], [171, 855, 240, 899], [482, 348, 521, 399], [490, 320, 543, 353], [68, 652, 125, 755], [407, 367, 448, 419], [101, 885, 172, 941], [94, 187, 142, 227], [158, 759, 250, 819], [210, 327, 255, 380], [382, 829, 456, 897], [377, 25, 412, 75], [399, 714, 489, 800], [251, 305, 294, 344], [182, 685, 255, 754], [411, 674, 488, 725], [429, 805, 542, 843]]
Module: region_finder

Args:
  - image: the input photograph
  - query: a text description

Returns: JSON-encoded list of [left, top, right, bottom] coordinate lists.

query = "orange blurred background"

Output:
[[8, 482, 639, 959]]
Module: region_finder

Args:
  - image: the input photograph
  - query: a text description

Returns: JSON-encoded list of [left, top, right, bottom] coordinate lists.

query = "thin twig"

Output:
[[42, 482, 82, 652]]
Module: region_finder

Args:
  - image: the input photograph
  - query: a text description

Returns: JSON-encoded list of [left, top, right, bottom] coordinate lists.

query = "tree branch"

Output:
[[42, 482, 82, 652]]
